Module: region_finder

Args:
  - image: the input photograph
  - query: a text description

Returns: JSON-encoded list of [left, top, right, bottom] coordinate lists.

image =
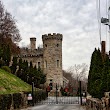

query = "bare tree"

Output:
[[0, 1, 21, 43], [67, 63, 88, 81], [0, 1, 21, 54], [63, 70, 79, 94], [67, 63, 88, 93]]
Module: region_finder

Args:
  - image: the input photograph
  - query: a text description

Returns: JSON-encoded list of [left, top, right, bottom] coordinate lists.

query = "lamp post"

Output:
[[56, 83, 58, 104], [101, 6, 110, 51], [27, 74, 29, 83], [79, 81, 82, 105], [32, 77, 34, 106]]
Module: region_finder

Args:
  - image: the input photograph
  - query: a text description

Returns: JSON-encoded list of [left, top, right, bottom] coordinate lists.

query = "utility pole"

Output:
[[101, 3, 110, 52], [101, 2, 110, 92], [79, 81, 82, 105], [32, 77, 34, 106]]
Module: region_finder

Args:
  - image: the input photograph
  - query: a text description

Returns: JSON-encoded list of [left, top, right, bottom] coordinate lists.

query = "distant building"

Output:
[[18, 33, 68, 90]]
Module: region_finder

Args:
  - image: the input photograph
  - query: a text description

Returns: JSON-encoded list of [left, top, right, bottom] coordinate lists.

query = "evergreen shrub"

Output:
[[25, 90, 47, 105], [1, 66, 11, 73], [13, 93, 22, 109], [0, 94, 12, 110], [0, 59, 5, 67]]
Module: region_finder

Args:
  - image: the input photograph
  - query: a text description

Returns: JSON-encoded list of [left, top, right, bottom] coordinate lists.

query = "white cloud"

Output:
[[2, 0, 108, 70]]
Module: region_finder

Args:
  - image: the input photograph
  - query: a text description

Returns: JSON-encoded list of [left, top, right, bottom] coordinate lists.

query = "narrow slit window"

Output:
[[38, 62, 40, 68], [44, 61, 47, 68], [57, 60, 59, 67]]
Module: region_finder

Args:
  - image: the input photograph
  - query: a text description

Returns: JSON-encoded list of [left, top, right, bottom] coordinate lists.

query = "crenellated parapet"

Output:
[[42, 33, 63, 41], [30, 37, 36, 41], [17, 54, 43, 58], [18, 48, 43, 58]]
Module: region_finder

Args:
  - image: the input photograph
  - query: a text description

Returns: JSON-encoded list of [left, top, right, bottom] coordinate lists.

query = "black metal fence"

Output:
[[35, 96, 79, 105]]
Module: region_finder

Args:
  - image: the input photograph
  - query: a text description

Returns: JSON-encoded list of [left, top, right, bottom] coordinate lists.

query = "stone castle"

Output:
[[18, 33, 68, 90]]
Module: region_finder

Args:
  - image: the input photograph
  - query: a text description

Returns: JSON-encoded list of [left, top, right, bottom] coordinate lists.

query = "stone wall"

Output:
[[19, 55, 43, 70], [86, 97, 110, 110], [0, 90, 47, 110]]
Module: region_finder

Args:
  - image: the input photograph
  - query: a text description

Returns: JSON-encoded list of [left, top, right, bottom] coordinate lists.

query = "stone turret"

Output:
[[42, 33, 63, 90], [30, 37, 36, 50]]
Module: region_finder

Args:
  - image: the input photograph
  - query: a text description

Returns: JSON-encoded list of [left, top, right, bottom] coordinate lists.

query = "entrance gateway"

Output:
[[34, 84, 80, 105], [37, 96, 79, 105], [31, 81, 85, 105]]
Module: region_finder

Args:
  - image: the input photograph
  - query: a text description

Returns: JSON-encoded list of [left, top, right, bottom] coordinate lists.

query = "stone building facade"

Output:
[[19, 33, 68, 90]]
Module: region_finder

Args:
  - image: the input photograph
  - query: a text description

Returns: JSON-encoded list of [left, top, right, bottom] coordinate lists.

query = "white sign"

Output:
[[28, 94, 32, 100]]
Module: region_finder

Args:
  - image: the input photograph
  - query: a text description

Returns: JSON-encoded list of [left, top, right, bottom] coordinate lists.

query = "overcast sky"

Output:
[[2, 0, 109, 70]]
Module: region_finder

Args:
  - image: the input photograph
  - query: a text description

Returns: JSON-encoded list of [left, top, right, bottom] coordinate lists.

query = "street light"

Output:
[[27, 74, 29, 83], [79, 81, 82, 105], [101, 17, 109, 25], [32, 77, 34, 106], [101, 7, 110, 52], [56, 83, 58, 104]]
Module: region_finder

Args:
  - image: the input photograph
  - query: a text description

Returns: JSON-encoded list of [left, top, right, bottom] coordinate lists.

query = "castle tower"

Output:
[[30, 37, 36, 50], [42, 33, 63, 90]]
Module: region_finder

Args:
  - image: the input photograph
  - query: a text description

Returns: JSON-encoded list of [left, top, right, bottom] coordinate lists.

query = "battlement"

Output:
[[17, 54, 43, 58], [20, 47, 43, 56], [30, 37, 36, 41], [42, 33, 63, 41]]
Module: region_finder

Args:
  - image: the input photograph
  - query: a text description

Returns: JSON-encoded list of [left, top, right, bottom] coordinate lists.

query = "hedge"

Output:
[[25, 90, 47, 105], [13, 93, 23, 109], [1, 66, 11, 73], [0, 90, 47, 110], [0, 94, 12, 110]]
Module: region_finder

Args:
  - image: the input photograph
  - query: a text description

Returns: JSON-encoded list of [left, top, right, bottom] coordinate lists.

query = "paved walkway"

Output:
[[22, 104, 86, 110]]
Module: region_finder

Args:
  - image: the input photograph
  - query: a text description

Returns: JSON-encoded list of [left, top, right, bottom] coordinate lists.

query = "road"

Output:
[[22, 104, 86, 110], [22, 97, 86, 110]]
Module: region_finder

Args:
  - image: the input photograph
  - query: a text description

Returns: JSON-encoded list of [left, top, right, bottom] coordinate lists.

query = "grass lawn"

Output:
[[0, 68, 32, 94]]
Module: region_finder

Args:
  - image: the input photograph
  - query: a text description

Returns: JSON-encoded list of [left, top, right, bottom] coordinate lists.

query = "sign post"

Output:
[[32, 81, 34, 106], [56, 83, 58, 104]]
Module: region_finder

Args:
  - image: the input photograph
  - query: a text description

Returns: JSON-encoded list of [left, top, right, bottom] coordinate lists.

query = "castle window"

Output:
[[45, 44, 47, 47], [50, 79, 53, 82], [57, 44, 59, 47], [57, 60, 60, 67], [38, 62, 41, 68], [44, 61, 47, 68], [49, 79, 53, 90]]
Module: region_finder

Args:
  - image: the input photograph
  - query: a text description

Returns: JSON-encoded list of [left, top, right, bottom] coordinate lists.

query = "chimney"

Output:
[[101, 41, 106, 61], [30, 37, 36, 50]]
